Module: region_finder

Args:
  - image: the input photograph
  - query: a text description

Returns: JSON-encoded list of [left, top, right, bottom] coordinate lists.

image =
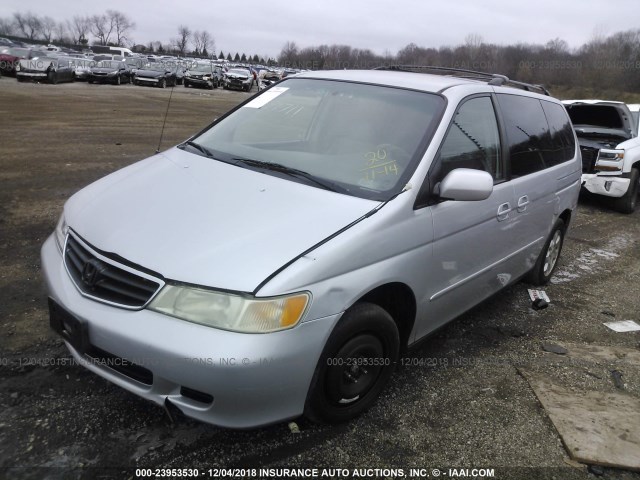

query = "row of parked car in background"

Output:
[[0, 39, 300, 90], [2, 39, 639, 215]]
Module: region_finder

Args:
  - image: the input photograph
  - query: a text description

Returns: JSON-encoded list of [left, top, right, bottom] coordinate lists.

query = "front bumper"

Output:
[[581, 173, 630, 198], [135, 77, 159, 84], [226, 80, 250, 90], [17, 72, 46, 78], [90, 73, 117, 82], [186, 77, 213, 87], [41, 234, 338, 428]]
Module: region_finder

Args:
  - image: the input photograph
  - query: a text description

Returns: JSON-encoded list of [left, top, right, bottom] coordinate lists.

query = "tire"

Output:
[[223, 84, 228, 90], [159, 78, 166, 89], [612, 168, 639, 214], [213, 79, 219, 89], [304, 302, 399, 424], [48, 71, 58, 85], [184, 81, 190, 88], [88, 78, 94, 84], [115, 75, 121, 85], [526, 218, 566, 285]]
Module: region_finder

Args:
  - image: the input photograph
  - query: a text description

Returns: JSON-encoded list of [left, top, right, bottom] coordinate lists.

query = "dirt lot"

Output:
[[1, 79, 639, 480]]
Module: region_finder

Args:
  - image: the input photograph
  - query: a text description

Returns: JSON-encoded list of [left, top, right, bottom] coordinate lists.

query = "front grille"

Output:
[[64, 233, 162, 308], [580, 146, 598, 173]]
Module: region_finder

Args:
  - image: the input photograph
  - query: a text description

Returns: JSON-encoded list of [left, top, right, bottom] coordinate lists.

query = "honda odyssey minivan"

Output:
[[41, 68, 581, 428]]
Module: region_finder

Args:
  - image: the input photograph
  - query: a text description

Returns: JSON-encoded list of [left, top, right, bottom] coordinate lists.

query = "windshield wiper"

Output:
[[179, 140, 215, 157], [233, 157, 346, 193]]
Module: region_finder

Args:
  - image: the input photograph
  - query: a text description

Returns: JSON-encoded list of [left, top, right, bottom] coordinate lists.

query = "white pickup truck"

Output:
[[563, 100, 640, 213]]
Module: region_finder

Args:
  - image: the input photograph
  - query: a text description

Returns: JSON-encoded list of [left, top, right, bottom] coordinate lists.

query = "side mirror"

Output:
[[438, 168, 493, 201]]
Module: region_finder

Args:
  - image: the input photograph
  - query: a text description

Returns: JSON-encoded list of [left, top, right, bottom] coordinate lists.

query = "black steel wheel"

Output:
[[305, 302, 399, 423]]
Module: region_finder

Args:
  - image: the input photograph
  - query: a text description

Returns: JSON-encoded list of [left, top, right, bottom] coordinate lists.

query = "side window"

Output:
[[540, 100, 576, 166], [498, 94, 552, 177], [435, 96, 502, 183]]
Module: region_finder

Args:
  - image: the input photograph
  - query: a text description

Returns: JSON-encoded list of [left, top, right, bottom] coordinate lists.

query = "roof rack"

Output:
[[374, 65, 550, 96]]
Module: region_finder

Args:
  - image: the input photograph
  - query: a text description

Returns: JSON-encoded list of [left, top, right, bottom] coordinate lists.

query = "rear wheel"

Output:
[[613, 168, 639, 214], [304, 302, 399, 423], [526, 218, 566, 285]]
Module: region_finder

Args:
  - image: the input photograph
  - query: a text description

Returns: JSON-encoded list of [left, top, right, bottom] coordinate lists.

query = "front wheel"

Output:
[[526, 218, 566, 285], [159, 78, 166, 88], [48, 71, 58, 85], [115, 75, 121, 85], [613, 168, 639, 214], [304, 302, 399, 424]]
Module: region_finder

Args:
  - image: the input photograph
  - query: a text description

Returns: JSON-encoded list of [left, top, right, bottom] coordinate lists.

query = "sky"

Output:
[[2, 0, 639, 59]]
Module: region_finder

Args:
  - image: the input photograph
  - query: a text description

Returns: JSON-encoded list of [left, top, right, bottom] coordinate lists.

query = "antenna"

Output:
[[156, 79, 176, 154]]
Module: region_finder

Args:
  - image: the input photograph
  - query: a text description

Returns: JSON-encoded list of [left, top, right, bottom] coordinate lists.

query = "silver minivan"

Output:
[[41, 68, 581, 428]]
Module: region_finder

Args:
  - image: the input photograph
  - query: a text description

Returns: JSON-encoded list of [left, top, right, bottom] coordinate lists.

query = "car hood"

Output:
[[136, 69, 165, 77], [227, 73, 250, 80], [19, 58, 53, 71], [65, 147, 379, 293], [91, 67, 118, 74]]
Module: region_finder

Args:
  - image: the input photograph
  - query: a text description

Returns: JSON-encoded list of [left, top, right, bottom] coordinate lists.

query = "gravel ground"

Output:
[[0, 79, 639, 480]]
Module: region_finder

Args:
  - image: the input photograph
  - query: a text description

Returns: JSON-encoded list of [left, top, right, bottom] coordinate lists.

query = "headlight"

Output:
[[54, 213, 69, 252], [596, 149, 625, 172], [203, 75, 211, 80], [596, 149, 624, 162], [15, 63, 21, 71], [148, 285, 310, 333]]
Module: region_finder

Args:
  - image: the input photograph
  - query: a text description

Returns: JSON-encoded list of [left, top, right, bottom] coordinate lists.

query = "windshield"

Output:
[[149, 63, 170, 71], [96, 61, 119, 68], [191, 64, 212, 73], [228, 69, 249, 76], [187, 78, 445, 200]]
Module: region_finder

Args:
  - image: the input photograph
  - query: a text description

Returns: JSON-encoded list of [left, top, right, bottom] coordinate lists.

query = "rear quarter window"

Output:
[[540, 100, 576, 166], [498, 94, 557, 177]]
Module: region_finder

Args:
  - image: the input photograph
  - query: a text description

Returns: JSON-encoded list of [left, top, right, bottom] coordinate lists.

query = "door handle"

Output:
[[497, 202, 511, 221], [517, 195, 529, 212]]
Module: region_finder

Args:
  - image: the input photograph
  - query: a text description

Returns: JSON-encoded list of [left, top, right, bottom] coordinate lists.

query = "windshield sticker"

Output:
[[360, 147, 399, 183], [243, 87, 289, 109]]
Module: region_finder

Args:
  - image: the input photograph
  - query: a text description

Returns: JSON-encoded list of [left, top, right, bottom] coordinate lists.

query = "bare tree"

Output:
[[545, 38, 569, 54], [192, 30, 203, 55], [40, 16, 56, 43], [108, 10, 134, 46], [90, 13, 115, 45], [68, 15, 91, 44], [279, 40, 298, 66], [193, 30, 213, 57], [175, 25, 191, 56], [0, 17, 15, 36], [13, 12, 42, 40], [54, 20, 69, 43]]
